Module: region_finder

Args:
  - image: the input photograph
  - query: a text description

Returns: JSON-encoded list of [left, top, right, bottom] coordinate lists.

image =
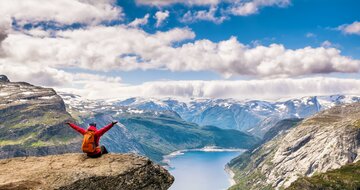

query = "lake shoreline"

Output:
[[162, 146, 246, 166], [225, 164, 236, 186]]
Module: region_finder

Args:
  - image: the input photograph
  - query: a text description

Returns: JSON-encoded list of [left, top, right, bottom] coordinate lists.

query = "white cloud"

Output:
[[0, 0, 123, 31], [337, 21, 360, 35], [135, 0, 220, 6], [2, 60, 359, 101], [155, 11, 170, 27], [57, 77, 360, 100], [0, 62, 71, 86], [321, 40, 332, 48], [181, 6, 228, 24], [1, 27, 359, 78], [129, 14, 150, 27], [157, 37, 360, 78], [0, 26, 195, 70], [0, 60, 123, 91], [229, 0, 291, 16], [136, 0, 291, 22], [306, 33, 316, 38]]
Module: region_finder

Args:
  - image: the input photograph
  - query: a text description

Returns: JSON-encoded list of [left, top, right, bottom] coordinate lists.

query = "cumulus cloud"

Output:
[[181, 6, 228, 24], [0, 0, 123, 31], [156, 37, 360, 78], [337, 21, 360, 35], [128, 14, 150, 27], [57, 77, 360, 100], [1, 26, 196, 71], [155, 11, 170, 27], [1, 27, 359, 78]]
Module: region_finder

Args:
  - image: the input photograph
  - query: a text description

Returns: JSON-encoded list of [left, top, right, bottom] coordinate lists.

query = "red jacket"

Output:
[[68, 122, 115, 155]]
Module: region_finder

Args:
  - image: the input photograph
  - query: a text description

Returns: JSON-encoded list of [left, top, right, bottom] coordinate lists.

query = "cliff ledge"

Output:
[[0, 153, 174, 190]]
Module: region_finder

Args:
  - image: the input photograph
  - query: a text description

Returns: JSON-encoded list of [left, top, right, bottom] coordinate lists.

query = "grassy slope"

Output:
[[0, 102, 78, 147], [286, 160, 360, 190]]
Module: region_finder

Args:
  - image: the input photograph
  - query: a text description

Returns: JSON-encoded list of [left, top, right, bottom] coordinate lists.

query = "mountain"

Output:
[[0, 77, 81, 158], [227, 103, 360, 189], [0, 153, 174, 190], [117, 114, 259, 161], [0, 77, 259, 162], [82, 95, 360, 137], [61, 93, 260, 162]]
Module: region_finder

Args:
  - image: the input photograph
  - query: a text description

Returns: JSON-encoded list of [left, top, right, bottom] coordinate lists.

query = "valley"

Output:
[[1, 76, 360, 189]]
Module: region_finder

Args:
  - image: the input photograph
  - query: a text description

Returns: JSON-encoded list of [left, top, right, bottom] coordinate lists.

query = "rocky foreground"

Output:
[[0, 153, 174, 190]]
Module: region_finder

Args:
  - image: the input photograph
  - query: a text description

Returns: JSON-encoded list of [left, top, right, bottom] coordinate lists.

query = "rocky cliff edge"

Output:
[[0, 153, 174, 190]]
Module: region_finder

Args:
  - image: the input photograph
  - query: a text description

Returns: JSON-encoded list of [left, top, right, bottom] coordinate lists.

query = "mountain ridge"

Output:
[[60, 93, 360, 137]]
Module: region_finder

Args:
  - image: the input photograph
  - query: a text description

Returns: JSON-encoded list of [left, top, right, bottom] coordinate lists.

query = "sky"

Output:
[[0, 0, 360, 100]]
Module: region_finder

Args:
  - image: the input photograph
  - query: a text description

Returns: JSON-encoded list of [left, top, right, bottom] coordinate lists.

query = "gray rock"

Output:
[[0, 153, 174, 190]]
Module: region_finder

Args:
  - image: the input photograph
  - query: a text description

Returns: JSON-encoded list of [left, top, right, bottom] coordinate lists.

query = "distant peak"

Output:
[[0, 75, 10, 82]]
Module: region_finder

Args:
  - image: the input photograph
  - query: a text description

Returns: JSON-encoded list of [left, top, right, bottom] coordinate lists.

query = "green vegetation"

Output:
[[286, 161, 360, 190], [228, 144, 278, 190], [30, 141, 48, 147], [0, 110, 76, 144], [9, 112, 69, 129], [229, 169, 272, 190]]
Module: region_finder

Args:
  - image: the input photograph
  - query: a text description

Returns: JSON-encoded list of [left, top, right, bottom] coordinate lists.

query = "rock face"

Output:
[[228, 103, 360, 190], [0, 79, 80, 159], [0, 153, 174, 190]]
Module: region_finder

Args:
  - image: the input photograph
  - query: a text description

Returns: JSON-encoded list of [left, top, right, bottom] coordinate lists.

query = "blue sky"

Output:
[[107, 0, 360, 84], [111, 0, 360, 84], [0, 0, 360, 100], [117, 0, 360, 50]]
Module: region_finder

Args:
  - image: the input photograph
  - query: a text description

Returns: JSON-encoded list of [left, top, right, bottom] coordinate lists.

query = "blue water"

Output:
[[167, 150, 244, 190]]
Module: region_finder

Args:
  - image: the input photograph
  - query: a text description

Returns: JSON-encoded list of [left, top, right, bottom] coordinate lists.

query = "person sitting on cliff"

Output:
[[65, 121, 117, 158]]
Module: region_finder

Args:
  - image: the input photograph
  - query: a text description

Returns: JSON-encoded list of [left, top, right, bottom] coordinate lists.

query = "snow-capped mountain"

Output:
[[60, 93, 360, 137]]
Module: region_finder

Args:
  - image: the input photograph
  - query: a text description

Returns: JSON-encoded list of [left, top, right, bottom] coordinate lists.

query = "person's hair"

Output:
[[89, 122, 96, 127]]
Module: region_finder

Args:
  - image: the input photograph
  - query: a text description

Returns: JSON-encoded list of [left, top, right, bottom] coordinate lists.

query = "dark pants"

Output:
[[87, 145, 108, 158]]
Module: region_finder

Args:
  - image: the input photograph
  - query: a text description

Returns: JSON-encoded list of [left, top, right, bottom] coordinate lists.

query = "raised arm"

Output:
[[66, 122, 86, 135], [96, 122, 117, 137]]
